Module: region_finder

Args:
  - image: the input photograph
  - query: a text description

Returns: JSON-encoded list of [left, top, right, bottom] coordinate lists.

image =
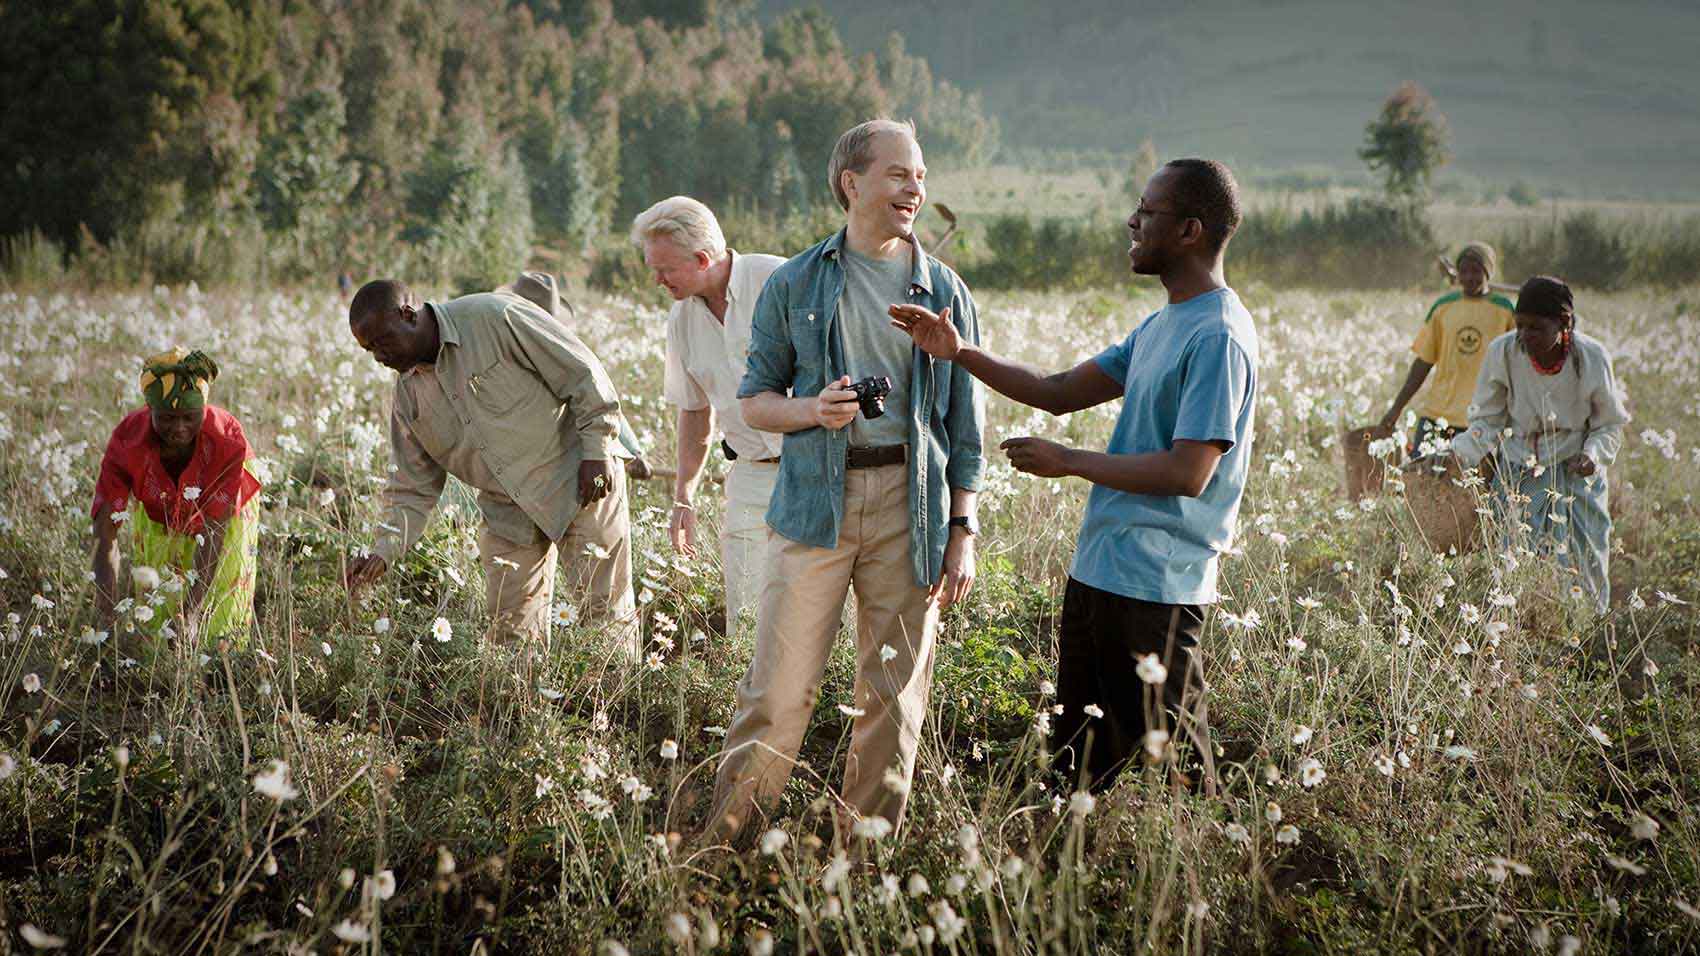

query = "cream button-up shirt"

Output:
[[374, 293, 623, 562], [663, 251, 786, 461]]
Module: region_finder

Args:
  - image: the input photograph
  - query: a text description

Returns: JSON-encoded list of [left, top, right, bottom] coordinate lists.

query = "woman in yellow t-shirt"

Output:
[[1379, 242, 1516, 457]]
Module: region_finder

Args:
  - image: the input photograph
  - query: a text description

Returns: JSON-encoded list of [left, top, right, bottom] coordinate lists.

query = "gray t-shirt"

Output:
[[838, 246, 915, 447]]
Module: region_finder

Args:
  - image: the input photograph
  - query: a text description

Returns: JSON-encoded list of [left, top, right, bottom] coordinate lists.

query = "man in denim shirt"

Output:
[[705, 120, 985, 842]]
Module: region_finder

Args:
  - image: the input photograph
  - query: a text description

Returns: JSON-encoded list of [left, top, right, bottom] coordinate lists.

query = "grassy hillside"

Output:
[[761, 0, 1700, 199]]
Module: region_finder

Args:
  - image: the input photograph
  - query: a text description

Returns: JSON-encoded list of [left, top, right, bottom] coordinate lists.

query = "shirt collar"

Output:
[[404, 301, 460, 375], [702, 250, 742, 309], [823, 228, 933, 296], [726, 250, 743, 304], [428, 301, 461, 350]]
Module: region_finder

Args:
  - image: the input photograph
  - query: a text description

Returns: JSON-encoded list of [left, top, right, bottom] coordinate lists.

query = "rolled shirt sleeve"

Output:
[[374, 387, 448, 565], [738, 273, 795, 399], [502, 305, 623, 462]]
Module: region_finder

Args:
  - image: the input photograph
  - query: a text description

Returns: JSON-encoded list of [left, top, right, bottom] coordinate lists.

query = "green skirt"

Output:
[[129, 480, 259, 644]]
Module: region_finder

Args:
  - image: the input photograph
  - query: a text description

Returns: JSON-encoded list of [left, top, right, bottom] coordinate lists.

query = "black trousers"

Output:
[[1051, 576, 1204, 793]]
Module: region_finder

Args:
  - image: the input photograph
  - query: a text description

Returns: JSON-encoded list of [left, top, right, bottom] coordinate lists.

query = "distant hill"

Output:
[[759, 0, 1700, 199]]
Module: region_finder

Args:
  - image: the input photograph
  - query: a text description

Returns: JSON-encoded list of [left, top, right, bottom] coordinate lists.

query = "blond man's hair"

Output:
[[827, 118, 918, 211], [629, 196, 727, 259]]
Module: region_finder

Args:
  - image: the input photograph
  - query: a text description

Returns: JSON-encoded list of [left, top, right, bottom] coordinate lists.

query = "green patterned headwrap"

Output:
[[140, 348, 219, 411]]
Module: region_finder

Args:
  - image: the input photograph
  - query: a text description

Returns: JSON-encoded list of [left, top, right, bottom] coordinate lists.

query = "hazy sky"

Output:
[[762, 0, 1700, 197]]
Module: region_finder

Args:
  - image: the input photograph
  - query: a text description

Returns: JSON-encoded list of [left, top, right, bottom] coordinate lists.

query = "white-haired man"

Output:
[[705, 120, 985, 843], [632, 197, 786, 631]]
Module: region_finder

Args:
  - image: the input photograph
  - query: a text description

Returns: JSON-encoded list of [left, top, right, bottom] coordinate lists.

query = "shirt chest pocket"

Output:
[[468, 358, 538, 418], [788, 306, 831, 389]]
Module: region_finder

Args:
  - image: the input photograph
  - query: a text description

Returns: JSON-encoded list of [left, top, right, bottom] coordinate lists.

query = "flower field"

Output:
[[1, 283, 1697, 954]]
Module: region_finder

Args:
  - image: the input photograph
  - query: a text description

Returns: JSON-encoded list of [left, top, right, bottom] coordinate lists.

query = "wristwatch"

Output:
[[948, 515, 978, 536]]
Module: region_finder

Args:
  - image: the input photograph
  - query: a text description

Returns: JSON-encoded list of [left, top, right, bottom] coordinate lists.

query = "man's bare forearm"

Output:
[[1381, 359, 1433, 426], [741, 392, 820, 434], [950, 487, 977, 521], [954, 344, 1075, 415], [1062, 446, 1216, 498], [674, 407, 714, 503], [92, 511, 121, 623]]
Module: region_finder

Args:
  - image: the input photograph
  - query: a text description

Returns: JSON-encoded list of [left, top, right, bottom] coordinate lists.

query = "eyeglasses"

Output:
[[1133, 205, 1187, 221]]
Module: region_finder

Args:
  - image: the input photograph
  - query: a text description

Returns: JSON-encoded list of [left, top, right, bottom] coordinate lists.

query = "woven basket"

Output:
[[1341, 423, 1398, 500], [1403, 457, 1483, 554]]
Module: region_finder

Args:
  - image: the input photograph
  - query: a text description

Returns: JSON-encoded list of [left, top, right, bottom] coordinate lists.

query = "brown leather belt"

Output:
[[846, 444, 907, 469], [753, 456, 781, 464]]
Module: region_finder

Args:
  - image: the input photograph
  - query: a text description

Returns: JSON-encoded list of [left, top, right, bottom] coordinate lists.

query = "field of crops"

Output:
[[1, 282, 1696, 953]]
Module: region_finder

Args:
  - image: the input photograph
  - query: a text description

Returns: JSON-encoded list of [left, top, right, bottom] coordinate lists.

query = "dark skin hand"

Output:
[[999, 437, 1073, 477], [1002, 436, 1229, 497], [579, 458, 614, 505], [92, 503, 123, 629]]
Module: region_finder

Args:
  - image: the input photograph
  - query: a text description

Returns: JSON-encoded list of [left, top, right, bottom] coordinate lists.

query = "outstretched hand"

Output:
[[1000, 436, 1075, 478], [889, 304, 960, 360]]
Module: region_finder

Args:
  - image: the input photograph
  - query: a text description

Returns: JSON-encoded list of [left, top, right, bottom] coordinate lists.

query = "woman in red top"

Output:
[[92, 349, 262, 643]]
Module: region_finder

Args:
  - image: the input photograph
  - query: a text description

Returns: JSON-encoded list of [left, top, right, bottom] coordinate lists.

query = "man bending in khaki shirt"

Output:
[[344, 279, 637, 652]]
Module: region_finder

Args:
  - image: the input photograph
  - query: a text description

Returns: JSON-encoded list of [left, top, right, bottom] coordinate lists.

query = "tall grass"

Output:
[[0, 285, 1696, 952], [0, 230, 66, 288]]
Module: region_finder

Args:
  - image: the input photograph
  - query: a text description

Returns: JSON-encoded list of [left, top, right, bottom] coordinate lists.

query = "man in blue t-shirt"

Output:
[[892, 158, 1259, 792]]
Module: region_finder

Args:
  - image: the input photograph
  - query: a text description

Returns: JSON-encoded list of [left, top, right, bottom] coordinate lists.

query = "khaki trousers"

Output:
[[708, 462, 939, 840], [720, 459, 779, 633], [479, 467, 637, 654]]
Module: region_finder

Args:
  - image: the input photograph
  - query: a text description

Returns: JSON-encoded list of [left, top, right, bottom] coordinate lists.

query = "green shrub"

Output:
[[1558, 212, 1634, 291], [1231, 198, 1434, 288]]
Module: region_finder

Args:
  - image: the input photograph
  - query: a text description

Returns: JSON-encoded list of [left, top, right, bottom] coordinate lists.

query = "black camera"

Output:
[[846, 375, 893, 419]]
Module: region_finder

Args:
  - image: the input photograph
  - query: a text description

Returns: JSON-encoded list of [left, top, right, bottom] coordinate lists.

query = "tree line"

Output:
[[0, 0, 996, 290]]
